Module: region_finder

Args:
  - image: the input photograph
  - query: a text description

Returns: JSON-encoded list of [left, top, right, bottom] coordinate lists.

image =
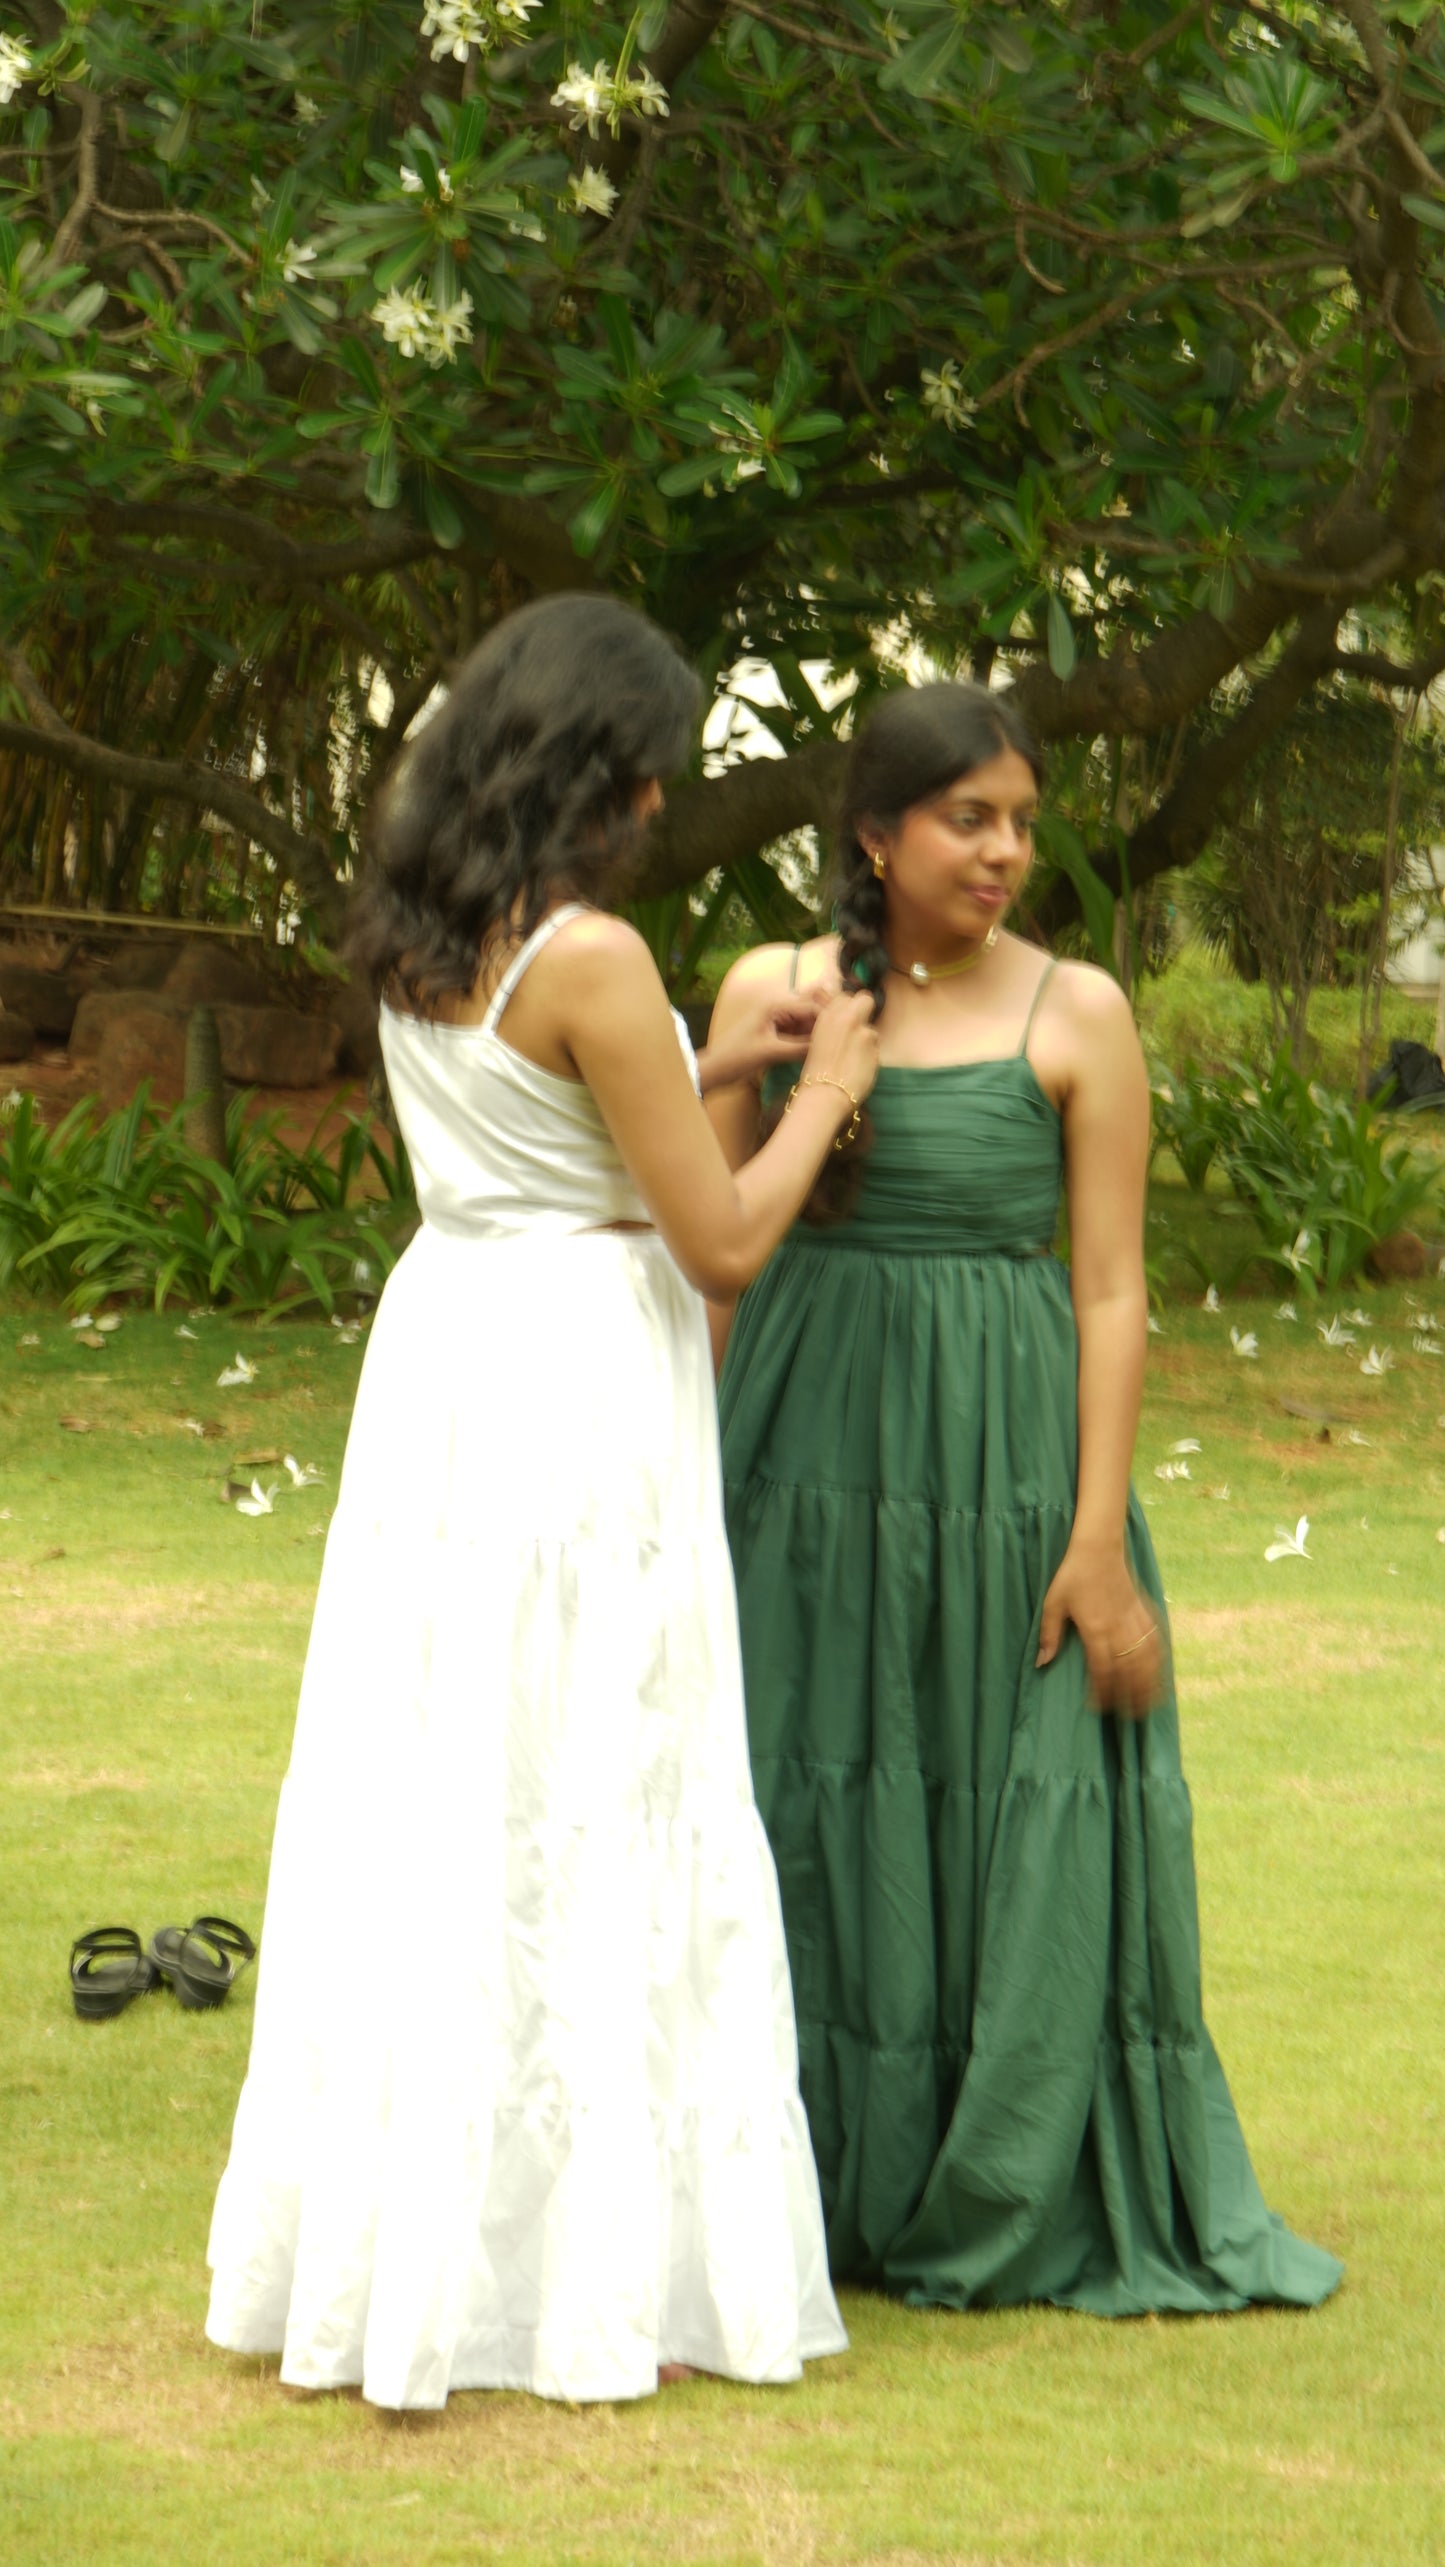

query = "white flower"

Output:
[[1415, 1310, 1441, 1333], [1169, 1438, 1202, 1454], [1205, 1484, 1231, 1501], [1146, 1314, 1164, 1336], [1344, 1308, 1370, 1328], [400, 164, 424, 193], [1413, 1334, 1441, 1357], [921, 360, 975, 430], [568, 164, 618, 219], [181, 1418, 206, 1435], [216, 1353, 257, 1388], [176, 1324, 197, 1340], [94, 1313, 122, 1334], [19, 1333, 39, 1348], [401, 163, 454, 201], [422, 0, 540, 62], [1230, 1327, 1259, 1360], [235, 1478, 277, 1517], [1360, 1345, 1394, 1377], [1203, 1285, 1221, 1314], [0, 30, 32, 105], [1154, 1460, 1191, 1482], [283, 1454, 324, 1489], [1264, 1515, 1311, 1562], [294, 92, 322, 125], [372, 284, 435, 359], [553, 57, 670, 138], [1339, 1428, 1371, 1447], [1275, 1302, 1297, 1323], [1317, 1315, 1356, 1348], [424, 292, 473, 366], [68, 1313, 93, 1330], [280, 240, 318, 284], [1282, 1229, 1314, 1275]]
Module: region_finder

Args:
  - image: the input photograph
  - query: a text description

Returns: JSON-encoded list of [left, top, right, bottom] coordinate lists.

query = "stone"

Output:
[[0, 964, 79, 1040], [1366, 1229, 1428, 1282], [93, 994, 189, 1113], [164, 941, 274, 1011], [104, 942, 181, 993], [327, 977, 383, 1079], [71, 986, 184, 1061], [0, 1008, 35, 1062], [212, 1004, 342, 1089]]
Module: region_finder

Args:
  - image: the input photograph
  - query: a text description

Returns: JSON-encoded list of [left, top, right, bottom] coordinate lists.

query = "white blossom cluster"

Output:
[[402, 162, 455, 201], [372, 284, 474, 366], [920, 360, 975, 430], [420, 0, 540, 64], [0, 29, 33, 104], [567, 164, 617, 219], [552, 58, 669, 139]]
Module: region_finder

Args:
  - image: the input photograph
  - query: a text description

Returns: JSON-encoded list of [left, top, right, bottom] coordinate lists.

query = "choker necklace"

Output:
[[896, 923, 1000, 986]]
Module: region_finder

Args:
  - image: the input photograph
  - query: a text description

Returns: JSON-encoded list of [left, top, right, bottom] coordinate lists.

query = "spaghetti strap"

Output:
[[481, 903, 589, 1037], [1017, 958, 1059, 1058], [788, 944, 800, 991]]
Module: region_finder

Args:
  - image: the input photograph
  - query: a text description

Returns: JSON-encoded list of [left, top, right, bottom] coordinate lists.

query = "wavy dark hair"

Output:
[[348, 593, 702, 1011], [798, 679, 1045, 1222]]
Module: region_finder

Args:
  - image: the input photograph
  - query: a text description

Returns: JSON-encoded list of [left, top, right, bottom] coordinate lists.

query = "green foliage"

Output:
[[1151, 1048, 1444, 1294], [1137, 945, 1437, 1089], [0, 1088, 414, 1314]]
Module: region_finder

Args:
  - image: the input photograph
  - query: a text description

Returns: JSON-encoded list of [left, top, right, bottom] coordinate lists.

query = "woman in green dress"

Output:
[[705, 682, 1341, 2316]]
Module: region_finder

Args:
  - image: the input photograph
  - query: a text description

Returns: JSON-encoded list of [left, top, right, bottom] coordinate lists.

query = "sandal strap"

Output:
[[71, 1925, 142, 1977], [190, 1915, 256, 1966]]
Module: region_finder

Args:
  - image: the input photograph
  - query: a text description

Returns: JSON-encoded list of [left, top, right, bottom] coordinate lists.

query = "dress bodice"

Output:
[[762, 1054, 1063, 1258], [379, 905, 692, 1242]]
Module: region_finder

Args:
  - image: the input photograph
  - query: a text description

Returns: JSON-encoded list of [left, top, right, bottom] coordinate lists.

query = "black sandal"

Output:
[[70, 1926, 159, 2021], [150, 1915, 256, 2010]]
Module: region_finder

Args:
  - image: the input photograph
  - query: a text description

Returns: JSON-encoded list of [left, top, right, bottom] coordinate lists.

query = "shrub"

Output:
[[1136, 944, 1437, 1088], [0, 1088, 415, 1315]]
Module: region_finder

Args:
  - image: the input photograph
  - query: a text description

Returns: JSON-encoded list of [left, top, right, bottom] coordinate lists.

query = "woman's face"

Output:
[[869, 746, 1038, 943]]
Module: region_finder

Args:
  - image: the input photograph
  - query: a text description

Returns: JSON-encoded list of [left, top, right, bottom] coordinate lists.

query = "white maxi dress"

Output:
[[205, 906, 847, 2409]]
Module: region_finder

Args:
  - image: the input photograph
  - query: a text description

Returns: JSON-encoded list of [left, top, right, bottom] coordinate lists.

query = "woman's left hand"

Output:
[[695, 988, 825, 1095], [1035, 1539, 1164, 1719]]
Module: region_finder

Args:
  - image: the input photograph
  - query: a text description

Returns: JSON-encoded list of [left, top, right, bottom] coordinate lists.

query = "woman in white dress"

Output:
[[205, 594, 877, 2410]]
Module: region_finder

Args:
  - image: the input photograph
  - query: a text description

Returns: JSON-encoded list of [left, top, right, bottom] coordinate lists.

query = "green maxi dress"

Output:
[[719, 989, 1342, 2315]]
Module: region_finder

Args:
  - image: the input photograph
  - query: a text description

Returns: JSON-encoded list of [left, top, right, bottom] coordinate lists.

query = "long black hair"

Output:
[[833, 679, 1044, 1003], [348, 594, 702, 1011], [796, 679, 1045, 1223]]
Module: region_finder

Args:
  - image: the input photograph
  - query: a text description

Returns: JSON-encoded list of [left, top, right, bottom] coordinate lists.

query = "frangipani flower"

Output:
[[1344, 1309, 1370, 1329], [568, 164, 618, 218], [280, 241, 318, 284], [1154, 1460, 1191, 1482], [1360, 1345, 1394, 1378], [1412, 1334, 1441, 1357], [553, 56, 670, 137], [1170, 1438, 1202, 1454], [1282, 1229, 1314, 1275], [217, 1353, 257, 1388], [1276, 1302, 1298, 1323], [235, 1479, 278, 1517], [422, 0, 540, 64], [1205, 1484, 1231, 1501], [1317, 1315, 1356, 1348], [0, 30, 32, 105], [1230, 1327, 1259, 1360], [1264, 1516, 1311, 1562], [176, 1324, 198, 1340], [921, 361, 975, 430], [1203, 1285, 1221, 1314], [372, 285, 434, 359], [283, 1455, 324, 1489]]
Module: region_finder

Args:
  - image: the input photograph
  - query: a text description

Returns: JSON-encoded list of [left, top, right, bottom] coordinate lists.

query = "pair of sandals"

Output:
[[70, 1917, 256, 2020]]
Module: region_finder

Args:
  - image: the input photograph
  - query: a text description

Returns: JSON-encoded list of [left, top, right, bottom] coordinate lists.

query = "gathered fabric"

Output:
[[206, 911, 846, 2406], [721, 1051, 1343, 2315]]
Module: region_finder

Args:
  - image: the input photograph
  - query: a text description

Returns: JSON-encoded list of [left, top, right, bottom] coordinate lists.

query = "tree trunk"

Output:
[[183, 1005, 228, 1165]]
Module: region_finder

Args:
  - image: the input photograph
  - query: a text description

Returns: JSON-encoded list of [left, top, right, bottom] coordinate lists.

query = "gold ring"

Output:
[[1115, 1627, 1155, 1660]]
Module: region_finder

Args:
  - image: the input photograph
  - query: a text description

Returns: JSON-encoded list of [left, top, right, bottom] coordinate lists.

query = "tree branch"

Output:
[[632, 738, 845, 898], [50, 84, 101, 268], [0, 645, 341, 926]]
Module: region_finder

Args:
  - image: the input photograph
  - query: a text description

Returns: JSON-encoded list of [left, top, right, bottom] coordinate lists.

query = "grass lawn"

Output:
[[2, 1186, 1443, 2566]]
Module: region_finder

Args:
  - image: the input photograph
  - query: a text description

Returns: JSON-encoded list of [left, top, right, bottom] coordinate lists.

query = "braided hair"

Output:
[[799, 679, 1045, 1224], [348, 594, 701, 1014]]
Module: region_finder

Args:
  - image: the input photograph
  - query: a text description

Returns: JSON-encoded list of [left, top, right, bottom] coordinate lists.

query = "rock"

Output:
[[0, 1007, 36, 1062], [0, 964, 79, 1040], [213, 1003, 342, 1089], [183, 1006, 228, 1163], [71, 986, 184, 1061], [1366, 1229, 1428, 1282], [164, 941, 274, 1011], [93, 994, 188, 1113], [103, 942, 181, 993]]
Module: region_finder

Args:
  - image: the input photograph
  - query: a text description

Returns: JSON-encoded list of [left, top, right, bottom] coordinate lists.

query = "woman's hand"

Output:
[[798, 988, 881, 1116], [1035, 1539, 1164, 1719], [695, 987, 824, 1096]]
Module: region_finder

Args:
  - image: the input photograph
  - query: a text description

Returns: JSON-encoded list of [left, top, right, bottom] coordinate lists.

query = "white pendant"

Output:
[[909, 961, 930, 985]]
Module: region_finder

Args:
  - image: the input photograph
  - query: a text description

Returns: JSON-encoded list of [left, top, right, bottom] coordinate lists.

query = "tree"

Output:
[[1, 0, 1445, 953]]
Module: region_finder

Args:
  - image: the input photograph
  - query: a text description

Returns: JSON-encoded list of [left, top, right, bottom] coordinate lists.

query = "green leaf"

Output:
[[880, 18, 965, 97], [567, 480, 622, 557], [1046, 592, 1076, 680], [421, 476, 464, 547], [365, 429, 399, 511]]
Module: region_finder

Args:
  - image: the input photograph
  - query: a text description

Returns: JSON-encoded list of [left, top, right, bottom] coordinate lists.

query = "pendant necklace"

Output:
[[900, 924, 1000, 986]]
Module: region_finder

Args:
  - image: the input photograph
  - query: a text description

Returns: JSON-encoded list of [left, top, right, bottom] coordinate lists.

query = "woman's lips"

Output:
[[968, 885, 1010, 908]]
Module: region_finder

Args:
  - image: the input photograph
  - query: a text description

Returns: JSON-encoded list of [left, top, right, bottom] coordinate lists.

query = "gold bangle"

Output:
[[1114, 1625, 1155, 1660], [786, 1073, 861, 1150]]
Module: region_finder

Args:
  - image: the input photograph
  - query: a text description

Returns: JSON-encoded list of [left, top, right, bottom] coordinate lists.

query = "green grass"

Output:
[[2, 1207, 1444, 2566], [1136, 944, 1438, 1088]]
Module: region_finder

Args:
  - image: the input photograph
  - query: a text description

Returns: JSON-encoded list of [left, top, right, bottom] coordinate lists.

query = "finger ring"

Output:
[[1114, 1626, 1155, 1660]]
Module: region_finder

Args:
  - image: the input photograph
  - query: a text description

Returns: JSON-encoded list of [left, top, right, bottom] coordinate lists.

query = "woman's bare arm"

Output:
[[532, 917, 876, 1301], [1035, 966, 1163, 1717]]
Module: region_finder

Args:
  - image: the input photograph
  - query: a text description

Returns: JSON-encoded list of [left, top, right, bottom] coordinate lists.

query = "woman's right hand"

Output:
[[799, 989, 880, 1118]]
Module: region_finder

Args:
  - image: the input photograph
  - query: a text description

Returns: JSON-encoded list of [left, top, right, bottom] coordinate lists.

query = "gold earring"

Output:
[[870, 849, 886, 880]]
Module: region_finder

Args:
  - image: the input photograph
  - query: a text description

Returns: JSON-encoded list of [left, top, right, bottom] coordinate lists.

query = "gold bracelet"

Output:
[[785, 1073, 862, 1150], [1114, 1625, 1155, 1660]]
